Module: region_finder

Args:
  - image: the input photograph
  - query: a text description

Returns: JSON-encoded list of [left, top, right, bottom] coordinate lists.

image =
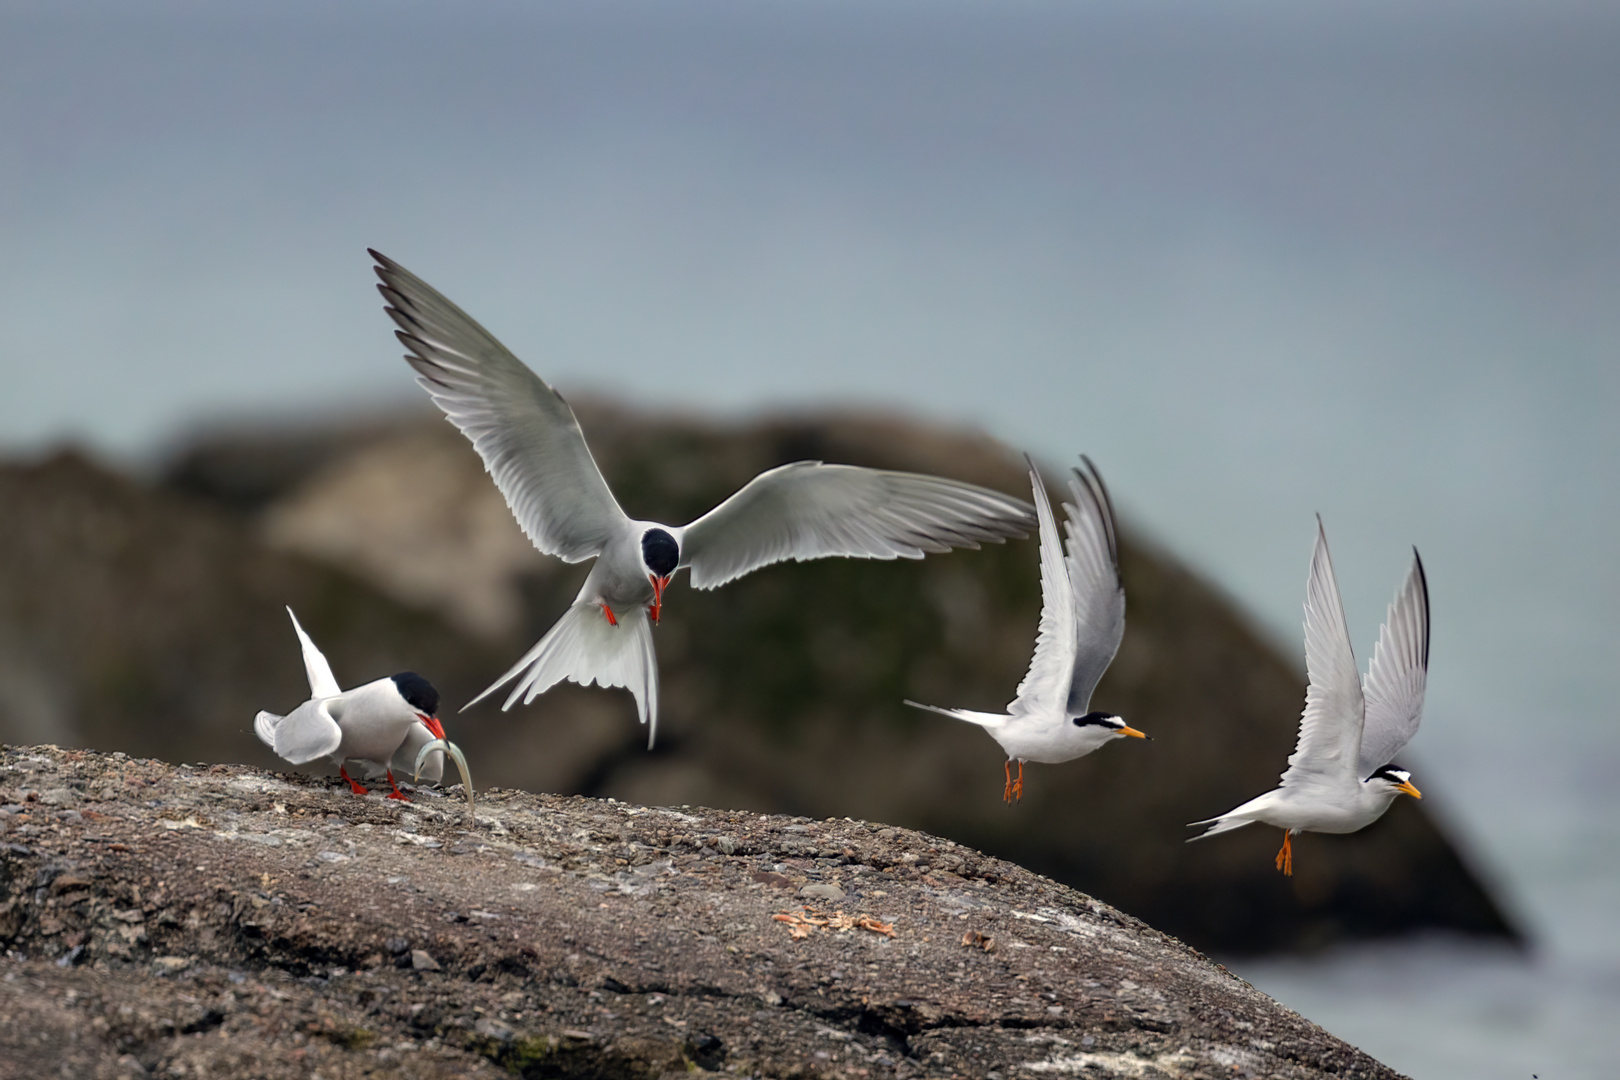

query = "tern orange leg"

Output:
[[1002, 761, 1015, 804], [1274, 831, 1294, 876], [601, 603, 618, 626], [384, 769, 411, 802], [1012, 760, 1025, 803], [338, 766, 368, 796]]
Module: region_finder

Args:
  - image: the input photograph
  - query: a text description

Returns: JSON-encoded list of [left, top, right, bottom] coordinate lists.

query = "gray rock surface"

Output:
[[0, 745, 1405, 1079]]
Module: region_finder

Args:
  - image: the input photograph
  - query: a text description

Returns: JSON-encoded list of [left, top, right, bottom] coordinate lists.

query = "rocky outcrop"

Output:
[[0, 745, 1404, 1079], [0, 406, 1519, 956]]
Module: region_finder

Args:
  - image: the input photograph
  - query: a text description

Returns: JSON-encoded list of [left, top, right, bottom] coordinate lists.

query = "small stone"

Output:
[[716, 835, 738, 855], [475, 1017, 514, 1042], [751, 870, 793, 889], [410, 949, 441, 971], [799, 883, 846, 902], [384, 937, 410, 955], [152, 956, 190, 974]]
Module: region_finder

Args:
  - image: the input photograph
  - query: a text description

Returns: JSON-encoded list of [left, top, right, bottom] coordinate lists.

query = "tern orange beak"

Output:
[[649, 574, 671, 624], [1397, 779, 1422, 799], [1119, 726, 1149, 739], [421, 715, 446, 740]]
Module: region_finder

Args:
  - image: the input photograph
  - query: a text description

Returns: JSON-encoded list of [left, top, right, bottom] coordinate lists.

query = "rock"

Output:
[[0, 745, 1407, 1079], [411, 949, 442, 972], [799, 883, 846, 902]]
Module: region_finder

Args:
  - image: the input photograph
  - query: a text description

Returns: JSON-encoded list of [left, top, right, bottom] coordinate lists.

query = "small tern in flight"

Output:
[[1189, 518, 1428, 875], [905, 455, 1146, 803]]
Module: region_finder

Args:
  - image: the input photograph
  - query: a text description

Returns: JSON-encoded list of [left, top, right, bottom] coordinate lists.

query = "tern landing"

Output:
[[371, 250, 1039, 748]]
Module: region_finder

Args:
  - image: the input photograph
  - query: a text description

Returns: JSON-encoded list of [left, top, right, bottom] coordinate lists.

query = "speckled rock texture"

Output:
[[0, 746, 1403, 1079]]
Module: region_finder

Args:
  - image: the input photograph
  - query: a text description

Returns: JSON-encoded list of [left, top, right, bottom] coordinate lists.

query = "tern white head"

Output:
[[1188, 518, 1428, 875], [253, 607, 448, 800], [369, 249, 1037, 748], [904, 455, 1147, 803]]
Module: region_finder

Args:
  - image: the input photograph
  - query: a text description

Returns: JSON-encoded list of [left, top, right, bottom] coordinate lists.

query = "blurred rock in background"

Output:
[[1, 403, 1519, 955]]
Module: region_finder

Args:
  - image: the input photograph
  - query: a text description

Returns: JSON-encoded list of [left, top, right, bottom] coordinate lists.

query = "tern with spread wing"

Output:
[[369, 250, 1037, 747], [1189, 518, 1428, 875], [904, 455, 1146, 803], [254, 607, 448, 800]]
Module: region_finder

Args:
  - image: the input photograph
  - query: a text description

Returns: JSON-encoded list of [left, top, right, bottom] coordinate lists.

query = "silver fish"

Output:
[[414, 738, 475, 819]]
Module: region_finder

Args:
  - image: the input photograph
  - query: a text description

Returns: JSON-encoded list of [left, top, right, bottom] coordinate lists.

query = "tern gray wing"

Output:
[[371, 250, 627, 562], [1005, 457, 1077, 718], [678, 461, 1036, 591], [1060, 457, 1126, 715], [1357, 549, 1429, 777], [1279, 517, 1366, 792], [286, 606, 341, 700]]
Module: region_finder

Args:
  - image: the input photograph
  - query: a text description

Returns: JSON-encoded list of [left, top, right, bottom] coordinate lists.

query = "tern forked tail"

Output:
[[466, 601, 660, 748], [901, 700, 1007, 730]]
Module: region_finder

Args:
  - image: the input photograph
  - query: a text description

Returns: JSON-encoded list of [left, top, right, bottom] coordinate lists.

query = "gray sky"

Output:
[[4, 0, 1619, 966]]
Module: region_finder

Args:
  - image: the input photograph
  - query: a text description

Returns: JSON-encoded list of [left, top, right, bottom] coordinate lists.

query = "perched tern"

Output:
[[369, 249, 1038, 747], [904, 455, 1146, 803], [1189, 518, 1428, 875], [253, 607, 448, 800]]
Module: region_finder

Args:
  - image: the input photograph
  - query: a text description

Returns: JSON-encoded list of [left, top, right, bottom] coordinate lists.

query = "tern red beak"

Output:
[[421, 715, 446, 740], [649, 574, 671, 624]]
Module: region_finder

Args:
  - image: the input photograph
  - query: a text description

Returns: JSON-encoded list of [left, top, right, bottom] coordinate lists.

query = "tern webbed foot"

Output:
[[338, 765, 368, 797], [1002, 760, 1025, 804], [384, 769, 411, 802], [1275, 831, 1294, 876]]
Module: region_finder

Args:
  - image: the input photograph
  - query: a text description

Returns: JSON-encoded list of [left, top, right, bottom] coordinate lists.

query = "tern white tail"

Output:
[[469, 602, 660, 747]]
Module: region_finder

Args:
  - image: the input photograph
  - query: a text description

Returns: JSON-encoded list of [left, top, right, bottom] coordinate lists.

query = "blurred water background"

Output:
[[3, 2, 1617, 1075]]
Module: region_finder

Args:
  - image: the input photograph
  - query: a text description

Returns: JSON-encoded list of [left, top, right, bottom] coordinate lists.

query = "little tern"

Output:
[[904, 455, 1146, 803], [1189, 518, 1428, 875], [254, 607, 448, 800], [369, 250, 1037, 747]]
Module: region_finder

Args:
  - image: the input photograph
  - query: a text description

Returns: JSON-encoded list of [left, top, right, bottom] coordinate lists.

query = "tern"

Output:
[[254, 607, 448, 800], [369, 249, 1038, 747], [904, 455, 1146, 803], [1189, 518, 1428, 875]]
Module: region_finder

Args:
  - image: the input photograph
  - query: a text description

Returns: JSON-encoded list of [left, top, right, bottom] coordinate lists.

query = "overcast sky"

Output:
[[4, 2, 1618, 949]]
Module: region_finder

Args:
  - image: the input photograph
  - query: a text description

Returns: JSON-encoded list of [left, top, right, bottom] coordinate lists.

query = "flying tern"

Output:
[[254, 607, 448, 800], [904, 455, 1146, 803], [369, 249, 1038, 746], [1189, 518, 1428, 875]]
